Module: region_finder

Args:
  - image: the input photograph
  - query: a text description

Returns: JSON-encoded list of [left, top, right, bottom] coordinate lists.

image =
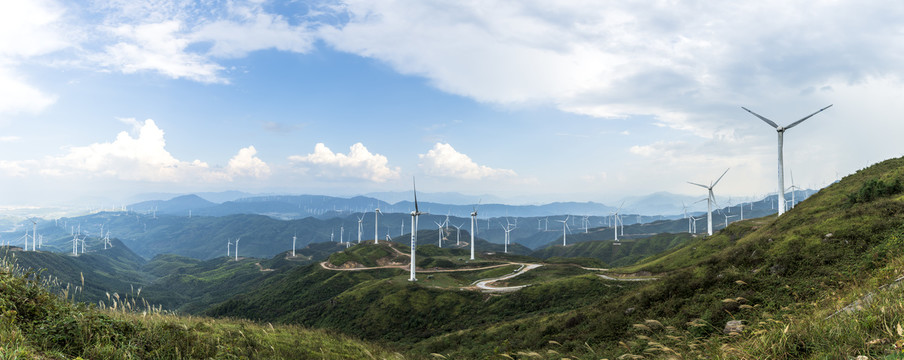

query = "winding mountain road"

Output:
[[472, 263, 543, 292]]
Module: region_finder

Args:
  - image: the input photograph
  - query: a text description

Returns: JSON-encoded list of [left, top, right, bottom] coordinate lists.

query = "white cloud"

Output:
[[0, 0, 70, 115], [191, 10, 317, 58], [49, 119, 213, 181], [88, 1, 319, 83], [320, 1, 904, 138], [44, 119, 266, 182], [0, 0, 69, 59], [0, 136, 19, 142], [0, 160, 30, 177], [96, 21, 226, 83], [418, 143, 516, 180], [227, 146, 270, 178], [288, 143, 400, 182]]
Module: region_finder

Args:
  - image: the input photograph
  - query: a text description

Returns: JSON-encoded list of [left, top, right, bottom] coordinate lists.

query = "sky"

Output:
[[1, 0, 903, 209]]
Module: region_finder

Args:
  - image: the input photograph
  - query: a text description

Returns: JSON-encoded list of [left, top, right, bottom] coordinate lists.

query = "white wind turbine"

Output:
[[469, 202, 480, 260], [434, 220, 444, 248], [234, 237, 240, 261], [682, 202, 692, 233], [71, 233, 79, 255], [693, 216, 705, 233], [452, 222, 465, 245], [555, 216, 570, 246], [374, 207, 381, 244], [611, 202, 625, 242], [725, 214, 738, 227], [227, 239, 232, 257], [357, 215, 364, 244], [501, 219, 516, 253], [742, 104, 832, 216], [409, 178, 424, 282], [786, 170, 800, 209], [688, 168, 730, 236], [291, 233, 297, 257]]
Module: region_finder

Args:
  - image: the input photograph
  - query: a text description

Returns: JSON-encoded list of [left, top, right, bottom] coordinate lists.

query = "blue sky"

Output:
[[1, 1, 903, 209]]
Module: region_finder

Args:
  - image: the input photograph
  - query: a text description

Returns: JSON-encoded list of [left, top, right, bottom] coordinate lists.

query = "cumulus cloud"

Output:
[[44, 119, 268, 182], [288, 143, 400, 182], [418, 143, 516, 180], [227, 146, 270, 178], [49, 119, 214, 181]]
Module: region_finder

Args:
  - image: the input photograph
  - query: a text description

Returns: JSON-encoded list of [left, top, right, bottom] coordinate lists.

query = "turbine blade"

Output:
[[412, 177, 419, 213], [712, 168, 730, 187], [741, 107, 780, 128], [687, 181, 709, 189], [785, 104, 833, 130]]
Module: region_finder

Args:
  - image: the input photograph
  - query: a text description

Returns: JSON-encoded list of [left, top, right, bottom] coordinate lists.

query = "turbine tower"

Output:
[[234, 237, 240, 261], [409, 178, 424, 282], [611, 202, 625, 242], [374, 207, 381, 244], [688, 168, 730, 236], [454, 222, 465, 245], [434, 221, 444, 248], [291, 233, 297, 257], [357, 215, 364, 244], [742, 104, 832, 216], [501, 219, 516, 253], [469, 202, 479, 260], [555, 216, 569, 246]]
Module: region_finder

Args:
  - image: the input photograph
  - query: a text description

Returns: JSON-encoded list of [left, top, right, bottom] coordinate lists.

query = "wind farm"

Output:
[[1, 1, 902, 359]]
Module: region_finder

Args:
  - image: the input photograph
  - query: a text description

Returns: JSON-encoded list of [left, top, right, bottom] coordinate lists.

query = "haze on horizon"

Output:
[[1, 1, 902, 208]]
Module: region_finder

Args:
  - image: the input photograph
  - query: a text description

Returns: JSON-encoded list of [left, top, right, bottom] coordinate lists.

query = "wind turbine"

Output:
[[469, 202, 479, 260], [291, 233, 297, 257], [555, 216, 570, 246], [234, 237, 240, 261], [787, 170, 800, 209], [682, 202, 692, 233], [725, 214, 738, 227], [693, 216, 705, 233], [409, 178, 424, 282], [452, 223, 465, 245], [434, 221, 444, 248], [71, 234, 79, 255], [501, 219, 516, 253], [29, 219, 37, 252], [374, 207, 381, 244], [688, 168, 730, 236], [611, 202, 625, 242], [227, 239, 232, 257], [742, 104, 832, 216], [357, 215, 364, 244]]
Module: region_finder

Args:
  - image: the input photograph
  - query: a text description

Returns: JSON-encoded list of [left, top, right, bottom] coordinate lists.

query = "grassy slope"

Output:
[[531, 232, 695, 267], [0, 257, 403, 360], [207, 156, 904, 359], [1, 239, 152, 304]]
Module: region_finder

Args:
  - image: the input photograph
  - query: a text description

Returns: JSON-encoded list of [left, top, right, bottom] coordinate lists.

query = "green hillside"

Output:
[[0, 255, 402, 359], [531, 232, 695, 267], [1, 239, 152, 304], [207, 156, 904, 359]]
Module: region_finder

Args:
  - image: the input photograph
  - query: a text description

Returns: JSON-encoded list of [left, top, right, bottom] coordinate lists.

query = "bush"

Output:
[[848, 177, 903, 204]]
